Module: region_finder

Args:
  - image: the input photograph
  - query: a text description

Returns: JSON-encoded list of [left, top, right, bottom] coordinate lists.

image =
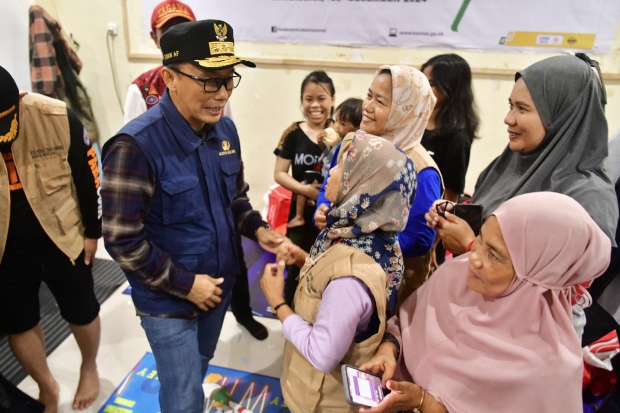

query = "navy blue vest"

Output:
[[115, 91, 241, 315]]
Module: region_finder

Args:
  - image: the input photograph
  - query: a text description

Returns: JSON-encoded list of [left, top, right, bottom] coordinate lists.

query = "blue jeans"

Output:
[[140, 293, 231, 413]]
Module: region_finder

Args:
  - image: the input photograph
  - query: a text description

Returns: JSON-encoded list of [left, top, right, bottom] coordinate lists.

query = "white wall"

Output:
[[0, 0, 33, 91], [28, 1, 620, 210]]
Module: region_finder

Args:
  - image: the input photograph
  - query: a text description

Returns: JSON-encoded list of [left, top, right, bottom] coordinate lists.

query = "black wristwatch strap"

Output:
[[381, 332, 401, 360], [272, 302, 287, 315]]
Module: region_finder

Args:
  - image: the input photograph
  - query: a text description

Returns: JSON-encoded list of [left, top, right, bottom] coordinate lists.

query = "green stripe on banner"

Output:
[[451, 0, 471, 32]]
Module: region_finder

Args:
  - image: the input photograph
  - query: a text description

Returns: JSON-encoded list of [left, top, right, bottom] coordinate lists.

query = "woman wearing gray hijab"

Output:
[[426, 54, 618, 254]]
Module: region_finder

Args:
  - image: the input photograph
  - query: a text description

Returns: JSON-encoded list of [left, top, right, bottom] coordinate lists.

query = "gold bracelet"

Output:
[[412, 387, 425, 413]]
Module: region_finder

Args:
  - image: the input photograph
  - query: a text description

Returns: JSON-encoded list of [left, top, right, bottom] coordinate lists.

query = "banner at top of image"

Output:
[[140, 0, 620, 53]]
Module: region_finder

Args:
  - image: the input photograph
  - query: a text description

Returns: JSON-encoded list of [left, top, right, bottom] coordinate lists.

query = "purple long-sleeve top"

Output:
[[282, 277, 376, 373]]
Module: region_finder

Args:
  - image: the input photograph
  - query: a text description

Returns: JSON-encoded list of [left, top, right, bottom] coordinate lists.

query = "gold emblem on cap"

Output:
[[0, 114, 18, 143], [209, 42, 234, 55], [195, 56, 244, 68], [214, 23, 228, 41], [222, 140, 231, 151]]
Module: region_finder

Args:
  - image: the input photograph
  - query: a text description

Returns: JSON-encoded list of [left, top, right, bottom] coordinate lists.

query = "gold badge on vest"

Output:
[[219, 140, 236, 156]]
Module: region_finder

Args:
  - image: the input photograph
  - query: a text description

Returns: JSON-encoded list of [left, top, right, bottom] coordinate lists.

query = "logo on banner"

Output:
[[389, 28, 397, 37]]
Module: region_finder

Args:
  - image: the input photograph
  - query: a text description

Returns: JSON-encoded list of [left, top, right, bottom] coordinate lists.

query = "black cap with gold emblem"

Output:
[[0, 66, 20, 150], [160, 19, 256, 70]]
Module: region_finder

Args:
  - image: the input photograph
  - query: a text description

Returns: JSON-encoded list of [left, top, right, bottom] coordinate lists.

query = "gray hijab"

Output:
[[605, 128, 620, 184], [472, 55, 618, 243]]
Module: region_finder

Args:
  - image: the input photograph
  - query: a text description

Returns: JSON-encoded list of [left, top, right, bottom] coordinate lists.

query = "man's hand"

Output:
[[256, 227, 284, 254], [186, 274, 224, 311], [84, 238, 98, 265], [276, 240, 307, 266], [314, 204, 329, 231]]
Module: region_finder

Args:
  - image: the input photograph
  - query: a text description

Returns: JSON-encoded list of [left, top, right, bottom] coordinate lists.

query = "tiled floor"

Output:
[[17, 239, 285, 412]]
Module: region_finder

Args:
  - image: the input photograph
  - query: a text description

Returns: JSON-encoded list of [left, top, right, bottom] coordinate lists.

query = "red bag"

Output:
[[267, 185, 292, 231]]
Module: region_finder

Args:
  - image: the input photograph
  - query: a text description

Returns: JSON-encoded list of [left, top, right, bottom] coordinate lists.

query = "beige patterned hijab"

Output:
[[379, 65, 436, 151], [338, 65, 436, 163], [310, 132, 417, 311]]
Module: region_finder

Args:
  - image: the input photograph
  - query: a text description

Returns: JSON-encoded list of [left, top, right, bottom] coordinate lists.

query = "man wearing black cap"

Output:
[[123, 2, 267, 342], [102, 20, 283, 412], [0, 66, 102, 411]]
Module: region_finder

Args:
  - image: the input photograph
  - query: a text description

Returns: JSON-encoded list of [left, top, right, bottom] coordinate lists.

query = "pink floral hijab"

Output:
[[388, 192, 611, 412]]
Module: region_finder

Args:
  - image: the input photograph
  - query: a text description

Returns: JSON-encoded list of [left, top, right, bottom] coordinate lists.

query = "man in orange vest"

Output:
[[0, 66, 102, 411]]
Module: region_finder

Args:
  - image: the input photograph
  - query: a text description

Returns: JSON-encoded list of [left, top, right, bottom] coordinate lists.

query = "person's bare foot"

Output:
[[39, 379, 59, 413], [73, 365, 99, 410], [287, 216, 305, 228]]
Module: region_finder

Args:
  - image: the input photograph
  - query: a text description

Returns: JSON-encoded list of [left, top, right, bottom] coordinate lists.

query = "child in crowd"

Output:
[[287, 98, 363, 228], [273, 70, 336, 304]]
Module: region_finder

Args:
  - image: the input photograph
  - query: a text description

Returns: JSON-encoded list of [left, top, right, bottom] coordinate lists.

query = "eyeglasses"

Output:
[[169, 67, 242, 92], [435, 200, 455, 219]]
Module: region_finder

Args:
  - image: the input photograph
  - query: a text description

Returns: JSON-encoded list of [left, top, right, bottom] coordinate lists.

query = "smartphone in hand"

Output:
[[342, 364, 384, 407], [304, 170, 324, 185], [454, 204, 483, 236]]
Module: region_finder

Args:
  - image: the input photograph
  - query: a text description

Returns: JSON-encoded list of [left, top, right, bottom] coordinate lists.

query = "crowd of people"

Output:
[[0, 1, 619, 413]]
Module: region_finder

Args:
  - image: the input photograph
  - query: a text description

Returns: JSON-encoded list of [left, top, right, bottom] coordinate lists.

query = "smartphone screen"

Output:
[[454, 204, 483, 236], [304, 170, 324, 184], [342, 365, 384, 407]]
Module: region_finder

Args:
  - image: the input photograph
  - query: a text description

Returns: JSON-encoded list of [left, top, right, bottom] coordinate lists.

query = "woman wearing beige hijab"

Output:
[[315, 65, 442, 308]]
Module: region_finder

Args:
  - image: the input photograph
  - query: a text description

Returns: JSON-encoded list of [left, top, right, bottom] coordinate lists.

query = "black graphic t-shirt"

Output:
[[275, 122, 323, 183], [274, 122, 323, 222]]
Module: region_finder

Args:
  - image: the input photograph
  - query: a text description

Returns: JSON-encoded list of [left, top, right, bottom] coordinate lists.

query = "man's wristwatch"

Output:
[[256, 223, 271, 234]]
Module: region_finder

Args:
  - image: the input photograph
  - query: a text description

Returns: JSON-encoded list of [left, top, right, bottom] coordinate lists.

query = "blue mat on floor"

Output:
[[98, 352, 287, 413]]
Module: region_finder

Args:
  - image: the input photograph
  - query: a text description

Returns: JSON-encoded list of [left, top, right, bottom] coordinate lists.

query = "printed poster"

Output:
[[99, 352, 286, 413]]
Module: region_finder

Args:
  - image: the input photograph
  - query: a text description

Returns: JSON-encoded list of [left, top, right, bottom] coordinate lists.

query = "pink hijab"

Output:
[[388, 192, 611, 413]]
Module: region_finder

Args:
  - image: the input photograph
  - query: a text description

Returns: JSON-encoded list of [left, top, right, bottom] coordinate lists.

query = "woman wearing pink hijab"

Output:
[[360, 192, 611, 413]]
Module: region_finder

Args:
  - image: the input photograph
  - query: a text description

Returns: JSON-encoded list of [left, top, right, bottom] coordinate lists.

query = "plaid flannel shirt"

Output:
[[29, 5, 82, 95], [102, 135, 265, 298]]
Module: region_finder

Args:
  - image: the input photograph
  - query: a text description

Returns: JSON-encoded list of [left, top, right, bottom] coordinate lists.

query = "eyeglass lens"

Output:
[[203, 75, 241, 92]]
